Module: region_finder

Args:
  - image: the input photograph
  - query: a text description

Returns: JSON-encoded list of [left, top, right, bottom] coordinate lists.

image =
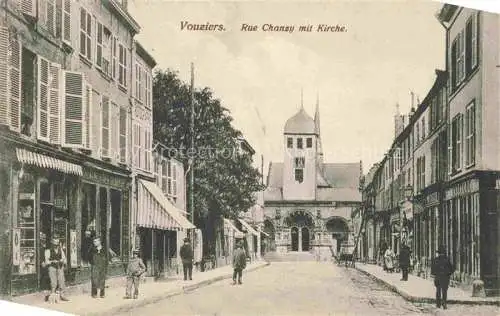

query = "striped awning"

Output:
[[238, 218, 259, 236], [223, 218, 245, 238], [137, 179, 195, 231], [259, 230, 270, 237], [16, 148, 82, 176]]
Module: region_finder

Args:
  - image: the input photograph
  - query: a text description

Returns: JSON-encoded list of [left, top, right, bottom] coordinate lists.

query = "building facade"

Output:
[[0, 0, 150, 296], [263, 100, 362, 259]]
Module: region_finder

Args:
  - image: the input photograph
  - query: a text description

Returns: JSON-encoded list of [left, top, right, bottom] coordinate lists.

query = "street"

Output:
[[116, 262, 499, 316]]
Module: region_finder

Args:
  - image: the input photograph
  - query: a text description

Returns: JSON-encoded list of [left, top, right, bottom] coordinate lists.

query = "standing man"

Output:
[[180, 238, 193, 281], [232, 242, 247, 285], [431, 244, 455, 309], [89, 237, 107, 298], [399, 241, 411, 281], [43, 238, 69, 301], [124, 249, 146, 299]]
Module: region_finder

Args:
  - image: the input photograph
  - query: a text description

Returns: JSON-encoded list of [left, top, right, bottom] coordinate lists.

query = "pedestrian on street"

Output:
[[43, 238, 70, 302], [124, 249, 146, 299], [232, 242, 247, 285], [180, 238, 194, 281], [431, 244, 455, 309], [384, 247, 395, 273], [399, 241, 411, 281], [89, 237, 107, 298]]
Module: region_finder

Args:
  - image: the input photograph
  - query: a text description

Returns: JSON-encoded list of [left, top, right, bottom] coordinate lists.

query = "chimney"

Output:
[[394, 103, 404, 137]]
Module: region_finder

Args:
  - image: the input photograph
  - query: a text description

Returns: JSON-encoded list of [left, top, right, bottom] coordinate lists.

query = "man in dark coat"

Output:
[[232, 242, 247, 285], [431, 244, 455, 309], [180, 238, 194, 281], [399, 241, 411, 281], [89, 237, 108, 298]]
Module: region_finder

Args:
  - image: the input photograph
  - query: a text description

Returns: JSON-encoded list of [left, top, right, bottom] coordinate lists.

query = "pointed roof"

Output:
[[284, 108, 316, 134], [314, 93, 320, 135]]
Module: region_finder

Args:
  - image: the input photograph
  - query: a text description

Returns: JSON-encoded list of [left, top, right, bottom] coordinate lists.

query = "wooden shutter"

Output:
[[119, 107, 126, 164], [112, 36, 117, 80], [9, 32, 21, 132], [21, 0, 36, 17], [62, 0, 71, 44], [62, 71, 84, 148], [0, 26, 8, 126], [37, 56, 50, 142], [38, 0, 47, 28], [101, 95, 110, 158], [48, 63, 61, 144], [47, 0, 56, 36], [84, 84, 92, 150], [111, 102, 119, 160], [96, 22, 102, 68]]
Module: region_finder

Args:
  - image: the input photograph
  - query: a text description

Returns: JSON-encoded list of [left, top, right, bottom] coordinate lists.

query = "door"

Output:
[[301, 227, 310, 252], [291, 227, 299, 251]]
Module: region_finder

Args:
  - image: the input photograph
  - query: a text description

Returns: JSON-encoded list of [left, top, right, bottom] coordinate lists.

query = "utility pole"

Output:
[[190, 63, 195, 238]]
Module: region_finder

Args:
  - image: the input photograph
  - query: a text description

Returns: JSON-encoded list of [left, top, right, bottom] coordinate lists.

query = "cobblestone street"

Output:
[[117, 262, 499, 316]]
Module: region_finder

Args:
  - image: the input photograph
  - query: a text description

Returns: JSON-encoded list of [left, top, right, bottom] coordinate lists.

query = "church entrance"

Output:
[[285, 210, 314, 252], [326, 217, 349, 256], [291, 227, 299, 251]]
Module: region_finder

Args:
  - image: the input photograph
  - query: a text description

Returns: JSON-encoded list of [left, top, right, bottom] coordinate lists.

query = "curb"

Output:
[[86, 262, 271, 316], [354, 266, 500, 307]]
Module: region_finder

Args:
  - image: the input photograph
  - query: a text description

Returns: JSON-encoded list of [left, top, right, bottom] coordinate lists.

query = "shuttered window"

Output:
[[9, 32, 21, 132], [112, 36, 117, 80], [61, 0, 71, 43], [48, 63, 61, 144], [101, 95, 110, 158], [62, 71, 85, 148], [21, 0, 36, 17], [119, 107, 127, 164], [96, 22, 103, 68], [79, 8, 92, 61], [37, 56, 50, 142], [84, 84, 92, 150], [118, 43, 127, 88], [46, 0, 56, 35], [0, 26, 8, 126]]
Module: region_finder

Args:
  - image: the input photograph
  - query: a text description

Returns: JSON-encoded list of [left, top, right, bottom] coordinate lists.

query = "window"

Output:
[[79, 8, 92, 61], [294, 156, 305, 183], [161, 159, 168, 193], [294, 157, 305, 168], [20, 48, 35, 136], [146, 72, 152, 108], [297, 138, 303, 149], [294, 169, 304, 183], [81, 183, 96, 265], [133, 124, 141, 168], [135, 62, 142, 102], [452, 114, 463, 172], [447, 123, 453, 174], [416, 156, 426, 191], [14, 173, 36, 274], [422, 117, 426, 139], [118, 43, 127, 88], [96, 23, 111, 75], [465, 101, 476, 167], [41, 0, 57, 36], [144, 130, 151, 171], [101, 95, 110, 158], [119, 107, 127, 164], [465, 14, 478, 74], [441, 88, 447, 122], [306, 137, 312, 148], [415, 123, 420, 144], [109, 189, 122, 257], [287, 137, 293, 148]]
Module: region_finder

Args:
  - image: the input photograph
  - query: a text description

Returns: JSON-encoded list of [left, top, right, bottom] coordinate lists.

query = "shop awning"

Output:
[[223, 218, 245, 238], [138, 179, 195, 231], [238, 218, 259, 236], [16, 148, 82, 176], [260, 230, 270, 237]]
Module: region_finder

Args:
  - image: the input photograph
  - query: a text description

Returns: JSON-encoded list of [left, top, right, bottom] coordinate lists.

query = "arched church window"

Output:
[[306, 138, 312, 148]]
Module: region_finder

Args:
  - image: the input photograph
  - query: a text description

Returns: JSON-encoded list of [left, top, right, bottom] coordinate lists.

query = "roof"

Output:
[[264, 161, 362, 202], [135, 41, 157, 68], [437, 4, 459, 23], [284, 108, 316, 134]]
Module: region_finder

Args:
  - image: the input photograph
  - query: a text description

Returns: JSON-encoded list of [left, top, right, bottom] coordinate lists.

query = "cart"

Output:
[[337, 242, 355, 268]]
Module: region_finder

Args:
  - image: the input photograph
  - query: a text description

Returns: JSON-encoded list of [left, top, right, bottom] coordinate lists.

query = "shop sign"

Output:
[[425, 192, 439, 206], [70, 230, 78, 268], [445, 179, 479, 200], [13, 228, 20, 266], [83, 167, 129, 189]]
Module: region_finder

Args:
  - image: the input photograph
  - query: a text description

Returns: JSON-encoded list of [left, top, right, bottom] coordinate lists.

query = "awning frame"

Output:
[[238, 218, 259, 236], [16, 148, 82, 176]]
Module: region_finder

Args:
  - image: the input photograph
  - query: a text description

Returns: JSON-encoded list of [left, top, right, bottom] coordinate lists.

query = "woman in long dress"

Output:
[[384, 248, 395, 272]]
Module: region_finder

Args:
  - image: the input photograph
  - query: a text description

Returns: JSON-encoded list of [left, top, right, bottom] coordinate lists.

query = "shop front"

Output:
[[4, 146, 83, 296], [222, 218, 245, 266], [135, 179, 195, 278], [237, 219, 259, 261]]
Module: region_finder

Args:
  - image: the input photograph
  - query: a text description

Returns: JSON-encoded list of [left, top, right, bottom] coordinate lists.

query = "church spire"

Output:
[[300, 88, 304, 110], [314, 92, 320, 135]]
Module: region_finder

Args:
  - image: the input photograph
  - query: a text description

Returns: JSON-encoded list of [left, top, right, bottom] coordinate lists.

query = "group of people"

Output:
[[43, 236, 249, 303], [380, 241, 455, 309]]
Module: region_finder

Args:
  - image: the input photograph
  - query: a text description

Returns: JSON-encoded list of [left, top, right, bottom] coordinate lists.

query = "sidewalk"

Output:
[[355, 263, 500, 306], [9, 260, 270, 316]]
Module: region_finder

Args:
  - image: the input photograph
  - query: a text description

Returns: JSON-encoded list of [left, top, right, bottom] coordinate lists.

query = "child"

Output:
[[124, 249, 146, 299]]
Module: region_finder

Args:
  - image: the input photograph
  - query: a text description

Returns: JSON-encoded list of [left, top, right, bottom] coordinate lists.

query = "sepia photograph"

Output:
[[0, 0, 499, 315]]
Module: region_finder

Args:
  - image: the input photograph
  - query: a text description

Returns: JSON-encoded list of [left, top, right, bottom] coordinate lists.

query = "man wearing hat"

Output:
[[43, 237, 69, 301], [180, 238, 194, 281], [232, 241, 247, 285], [124, 249, 146, 299], [431, 244, 455, 309]]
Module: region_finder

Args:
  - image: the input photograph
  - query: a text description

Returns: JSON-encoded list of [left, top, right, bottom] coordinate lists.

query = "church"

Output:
[[263, 97, 363, 257]]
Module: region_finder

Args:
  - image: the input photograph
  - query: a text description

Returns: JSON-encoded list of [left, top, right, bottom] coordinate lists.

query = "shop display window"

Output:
[[15, 173, 36, 275]]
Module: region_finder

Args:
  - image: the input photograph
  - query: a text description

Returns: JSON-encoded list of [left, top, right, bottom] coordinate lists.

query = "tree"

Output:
[[153, 69, 265, 256]]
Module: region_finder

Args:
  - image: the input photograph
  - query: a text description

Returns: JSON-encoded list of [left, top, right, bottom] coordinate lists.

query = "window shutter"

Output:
[[84, 84, 92, 150], [101, 95, 110, 158], [112, 36, 117, 79], [0, 26, 8, 126], [9, 32, 21, 132], [48, 63, 61, 143], [96, 22, 102, 67], [119, 107, 127, 164], [111, 102, 119, 160], [38, 0, 47, 28], [47, 0, 56, 35], [37, 56, 50, 142], [62, 71, 84, 148], [21, 0, 36, 17], [62, 0, 71, 44]]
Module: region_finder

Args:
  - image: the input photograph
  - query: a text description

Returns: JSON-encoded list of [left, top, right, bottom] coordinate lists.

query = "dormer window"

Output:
[[297, 138, 303, 149]]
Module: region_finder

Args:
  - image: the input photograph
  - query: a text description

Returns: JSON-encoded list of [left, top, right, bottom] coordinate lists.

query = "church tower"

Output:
[[282, 92, 318, 200]]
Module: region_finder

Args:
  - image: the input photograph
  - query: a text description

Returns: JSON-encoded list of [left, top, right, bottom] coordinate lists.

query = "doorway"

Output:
[[301, 227, 310, 251], [291, 227, 299, 251]]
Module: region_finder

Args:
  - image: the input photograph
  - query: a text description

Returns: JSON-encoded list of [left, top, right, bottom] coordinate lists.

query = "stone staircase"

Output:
[[263, 251, 317, 262]]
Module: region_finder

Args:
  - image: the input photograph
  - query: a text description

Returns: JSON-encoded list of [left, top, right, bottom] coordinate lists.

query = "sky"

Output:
[[128, 0, 447, 176]]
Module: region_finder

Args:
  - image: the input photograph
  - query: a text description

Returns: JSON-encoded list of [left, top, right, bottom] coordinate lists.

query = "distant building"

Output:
[[263, 97, 362, 258]]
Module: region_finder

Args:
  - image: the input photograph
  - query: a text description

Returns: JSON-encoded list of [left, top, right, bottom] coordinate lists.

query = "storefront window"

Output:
[[109, 189, 122, 259], [81, 183, 97, 265], [14, 173, 36, 275]]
